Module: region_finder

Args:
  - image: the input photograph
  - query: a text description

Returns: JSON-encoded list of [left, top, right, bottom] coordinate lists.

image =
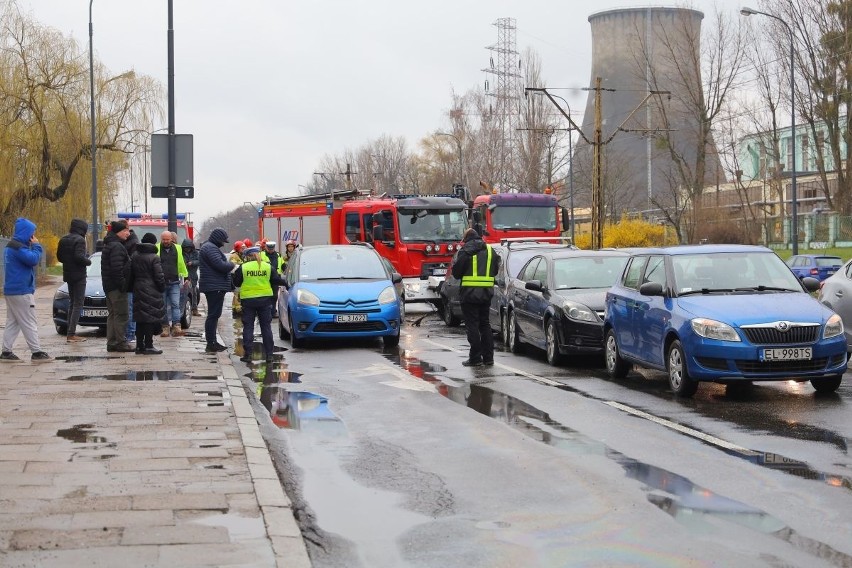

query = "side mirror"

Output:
[[561, 207, 570, 231], [639, 281, 663, 296], [372, 225, 383, 242], [801, 276, 820, 292], [472, 210, 482, 223], [525, 280, 544, 292], [391, 272, 402, 284]]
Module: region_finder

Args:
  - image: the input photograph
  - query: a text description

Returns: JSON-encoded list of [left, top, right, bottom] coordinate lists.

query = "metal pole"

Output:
[[88, 0, 97, 252], [569, 128, 575, 243], [167, 0, 177, 232], [741, 8, 797, 254]]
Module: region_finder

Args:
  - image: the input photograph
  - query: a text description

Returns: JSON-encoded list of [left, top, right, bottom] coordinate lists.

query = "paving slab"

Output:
[[0, 277, 311, 567]]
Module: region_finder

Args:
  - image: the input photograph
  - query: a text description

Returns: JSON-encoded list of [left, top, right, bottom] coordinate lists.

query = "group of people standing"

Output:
[[3, 214, 313, 366]]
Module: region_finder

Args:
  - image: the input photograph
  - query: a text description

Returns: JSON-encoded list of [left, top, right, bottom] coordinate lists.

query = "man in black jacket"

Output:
[[56, 218, 91, 342], [451, 228, 501, 367], [100, 220, 134, 353], [199, 227, 236, 352]]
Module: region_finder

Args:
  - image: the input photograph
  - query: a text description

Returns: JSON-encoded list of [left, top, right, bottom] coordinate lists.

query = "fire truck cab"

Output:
[[471, 192, 569, 244], [114, 212, 195, 243], [338, 195, 468, 304]]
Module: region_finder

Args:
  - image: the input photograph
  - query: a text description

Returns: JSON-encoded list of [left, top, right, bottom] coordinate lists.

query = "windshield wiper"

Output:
[[732, 285, 798, 292], [678, 288, 734, 296]]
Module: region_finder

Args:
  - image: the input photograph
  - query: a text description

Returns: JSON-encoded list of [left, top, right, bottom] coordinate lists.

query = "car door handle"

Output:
[[835, 290, 843, 298]]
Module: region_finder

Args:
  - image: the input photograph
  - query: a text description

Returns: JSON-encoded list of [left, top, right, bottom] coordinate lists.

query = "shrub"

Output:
[[603, 218, 666, 248]]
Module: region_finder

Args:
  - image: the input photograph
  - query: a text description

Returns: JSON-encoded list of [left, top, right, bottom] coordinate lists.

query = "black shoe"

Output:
[[31, 351, 52, 361], [135, 347, 145, 354], [482, 360, 494, 366], [115, 343, 135, 353], [239, 355, 252, 363], [143, 348, 163, 355], [0, 351, 20, 361], [205, 343, 227, 353], [462, 360, 483, 367]]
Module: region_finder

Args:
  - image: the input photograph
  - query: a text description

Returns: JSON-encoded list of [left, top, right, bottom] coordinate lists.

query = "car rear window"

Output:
[[815, 257, 842, 267]]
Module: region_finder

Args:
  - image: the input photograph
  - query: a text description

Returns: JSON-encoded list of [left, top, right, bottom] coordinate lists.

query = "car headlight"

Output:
[[296, 289, 320, 307], [562, 300, 596, 322], [378, 286, 397, 305], [824, 313, 844, 339], [690, 318, 741, 342], [54, 290, 70, 300]]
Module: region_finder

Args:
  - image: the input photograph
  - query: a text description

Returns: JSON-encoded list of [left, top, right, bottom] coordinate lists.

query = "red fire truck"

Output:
[[114, 212, 195, 243], [259, 191, 469, 307], [470, 191, 569, 244]]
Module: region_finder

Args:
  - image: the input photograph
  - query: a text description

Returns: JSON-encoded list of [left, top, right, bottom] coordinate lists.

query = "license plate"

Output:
[[432, 268, 447, 276], [762, 347, 812, 361], [82, 309, 108, 317], [334, 313, 367, 323]]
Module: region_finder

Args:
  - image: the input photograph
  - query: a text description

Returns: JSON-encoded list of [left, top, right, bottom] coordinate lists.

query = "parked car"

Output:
[[505, 249, 629, 365], [817, 258, 852, 353], [277, 243, 403, 348], [52, 252, 192, 335], [491, 240, 577, 343], [604, 245, 847, 397], [786, 254, 842, 281]]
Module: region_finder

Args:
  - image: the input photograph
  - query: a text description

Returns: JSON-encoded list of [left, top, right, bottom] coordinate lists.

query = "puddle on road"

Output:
[[382, 348, 852, 492], [63, 371, 220, 381], [195, 390, 231, 408], [55, 356, 116, 362]]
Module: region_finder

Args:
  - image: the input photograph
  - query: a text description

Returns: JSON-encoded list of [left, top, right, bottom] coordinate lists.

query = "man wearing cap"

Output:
[[233, 246, 284, 363], [260, 241, 284, 318], [451, 227, 501, 367], [199, 228, 236, 352], [101, 220, 135, 352]]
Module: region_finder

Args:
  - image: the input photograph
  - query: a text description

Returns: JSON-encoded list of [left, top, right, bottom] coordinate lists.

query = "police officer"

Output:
[[260, 241, 285, 318], [451, 228, 501, 367], [232, 246, 284, 363]]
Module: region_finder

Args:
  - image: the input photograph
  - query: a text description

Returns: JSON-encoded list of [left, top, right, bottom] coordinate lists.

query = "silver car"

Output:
[[817, 258, 852, 352]]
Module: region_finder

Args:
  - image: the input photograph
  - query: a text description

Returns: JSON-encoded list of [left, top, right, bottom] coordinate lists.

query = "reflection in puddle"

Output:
[[383, 349, 851, 491], [381, 350, 852, 563], [64, 371, 220, 381], [56, 356, 116, 362]]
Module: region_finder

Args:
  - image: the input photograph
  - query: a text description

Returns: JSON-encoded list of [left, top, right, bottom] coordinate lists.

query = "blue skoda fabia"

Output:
[[277, 244, 403, 348], [604, 245, 847, 397]]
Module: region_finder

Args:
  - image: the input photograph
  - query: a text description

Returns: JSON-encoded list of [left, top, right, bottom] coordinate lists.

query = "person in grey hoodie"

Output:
[[56, 218, 91, 342]]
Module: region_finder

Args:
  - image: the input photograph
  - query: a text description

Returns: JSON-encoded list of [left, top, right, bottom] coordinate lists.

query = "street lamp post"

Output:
[[436, 132, 463, 185], [741, 7, 798, 255], [88, 0, 97, 251]]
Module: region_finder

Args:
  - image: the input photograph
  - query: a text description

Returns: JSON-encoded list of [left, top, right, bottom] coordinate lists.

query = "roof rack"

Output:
[[500, 236, 575, 249]]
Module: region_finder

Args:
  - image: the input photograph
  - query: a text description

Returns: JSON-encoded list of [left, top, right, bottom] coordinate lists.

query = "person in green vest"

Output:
[[451, 228, 501, 367], [232, 246, 284, 363], [260, 241, 285, 317], [156, 231, 188, 337]]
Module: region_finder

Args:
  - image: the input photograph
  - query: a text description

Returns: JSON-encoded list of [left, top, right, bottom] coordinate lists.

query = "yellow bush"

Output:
[[603, 218, 666, 248], [574, 233, 592, 249], [39, 232, 60, 266]]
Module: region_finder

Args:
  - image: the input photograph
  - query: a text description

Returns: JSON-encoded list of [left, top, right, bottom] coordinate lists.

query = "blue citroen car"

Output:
[[277, 244, 403, 348], [604, 245, 847, 396]]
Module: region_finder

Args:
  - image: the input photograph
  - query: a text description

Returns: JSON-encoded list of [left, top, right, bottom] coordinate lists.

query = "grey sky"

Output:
[[22, 0, 743, 226]]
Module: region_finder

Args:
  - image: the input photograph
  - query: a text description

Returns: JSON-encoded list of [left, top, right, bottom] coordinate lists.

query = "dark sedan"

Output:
[[505, 249, 630, 365], [52, 252, 192, 335]]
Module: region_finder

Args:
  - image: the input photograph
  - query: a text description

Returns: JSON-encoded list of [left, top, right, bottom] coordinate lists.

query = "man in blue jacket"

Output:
[[2, 217, 50, 361], [199, 227, 236, 353]]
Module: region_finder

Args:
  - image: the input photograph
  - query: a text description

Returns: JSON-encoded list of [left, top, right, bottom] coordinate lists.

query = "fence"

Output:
[[699, 214, 852, 250]]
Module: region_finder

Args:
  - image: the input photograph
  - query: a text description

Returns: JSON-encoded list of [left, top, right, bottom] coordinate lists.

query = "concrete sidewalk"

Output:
[[0, 277, 311, 568]]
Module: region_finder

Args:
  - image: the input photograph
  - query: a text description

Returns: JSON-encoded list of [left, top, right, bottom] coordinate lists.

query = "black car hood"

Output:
[[553, 288, 608, 310]]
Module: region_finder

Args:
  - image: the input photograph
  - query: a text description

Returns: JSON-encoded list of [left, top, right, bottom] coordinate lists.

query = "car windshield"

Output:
[[815, 257, 842, 267], [552, 256, 628, 289], [673, 252, 802, 294], [397, 209, 467, 242], [298, 247, 388, 280], [87, 254, 102, 277], [491, 205, 557, 231]]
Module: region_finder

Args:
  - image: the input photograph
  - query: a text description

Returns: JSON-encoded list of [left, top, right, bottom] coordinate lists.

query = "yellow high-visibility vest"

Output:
[[461, 245, 495, 287], [240, 260, 273, 299]]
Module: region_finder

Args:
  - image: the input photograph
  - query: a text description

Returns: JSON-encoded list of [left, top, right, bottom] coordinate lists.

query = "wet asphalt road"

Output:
[[232, 305, 852, 568]]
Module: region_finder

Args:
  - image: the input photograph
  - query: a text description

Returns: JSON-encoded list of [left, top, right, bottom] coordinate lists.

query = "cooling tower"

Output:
[[578, 7, 722, 215]]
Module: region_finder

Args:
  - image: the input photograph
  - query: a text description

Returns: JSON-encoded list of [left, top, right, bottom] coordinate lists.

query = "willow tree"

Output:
[[0, 0, 162, 236]]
